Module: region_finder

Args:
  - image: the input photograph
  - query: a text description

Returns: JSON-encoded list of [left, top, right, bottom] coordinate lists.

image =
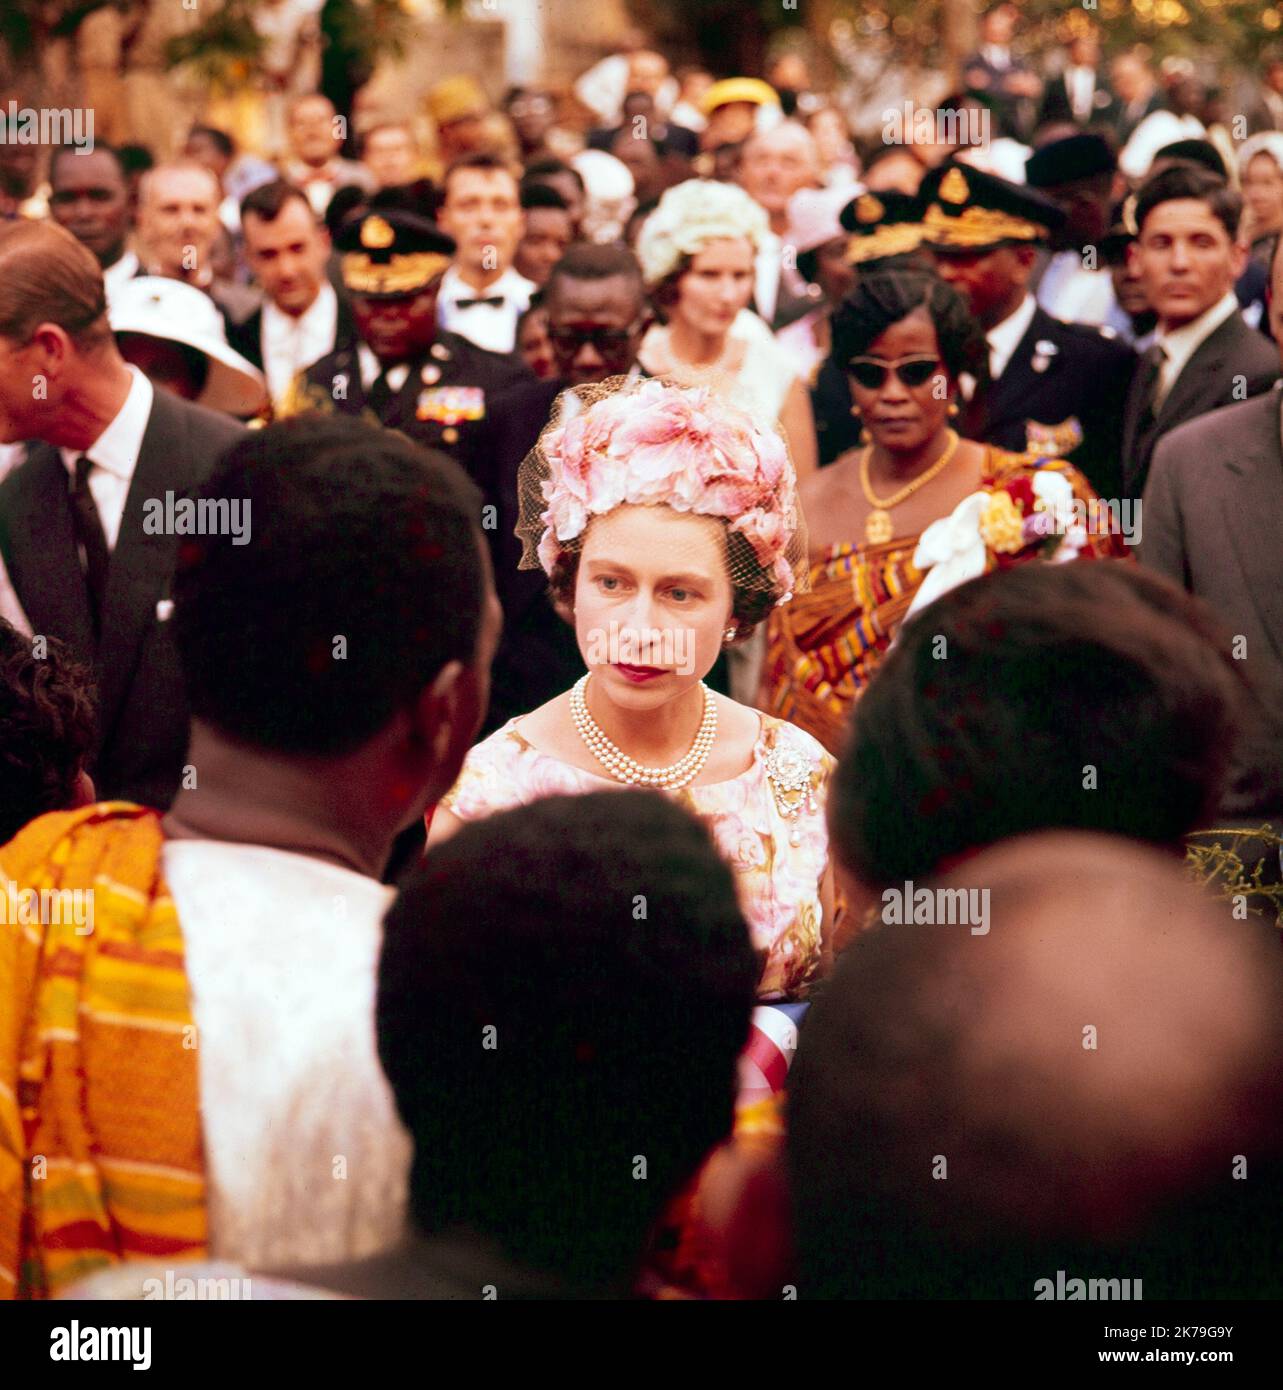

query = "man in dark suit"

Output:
[[465, 242, 651, 734], [285, 208, 528, 468], [0, 221, 246, 808], [229, 179, 356, 415], [922, 161, 1136, 501], [1140, 237, 1283, 816], [1037, 32, 1120, 131], [962, 2, 1042, 142], [1121, 164, 1279, 500], [1111, 51, 1166, 147]]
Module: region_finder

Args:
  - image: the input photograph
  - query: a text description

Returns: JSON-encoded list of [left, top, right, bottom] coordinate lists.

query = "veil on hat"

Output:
[[514, 375, 809, 609]]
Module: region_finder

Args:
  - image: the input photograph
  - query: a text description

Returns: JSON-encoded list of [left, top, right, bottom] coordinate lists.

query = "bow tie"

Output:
[[455, 294, 505, 309]]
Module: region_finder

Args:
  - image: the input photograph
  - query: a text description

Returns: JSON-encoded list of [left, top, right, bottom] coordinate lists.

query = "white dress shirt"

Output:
[[436, 264, 534, 354], [1065, 66, 1096, 122], [1154, 290, 1241, 411], [262, 280, 339, 408], [58, 365, 154, 550], [987, 292, 1039, 381], [102, 248, 140, 307], [356, 343, 411, 395], [162, 840, 412, 1267], [1037, 251, 1118, 327]]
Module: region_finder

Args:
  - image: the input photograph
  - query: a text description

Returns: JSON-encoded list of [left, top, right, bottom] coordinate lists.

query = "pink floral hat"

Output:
[[515, 376, 805, 604]]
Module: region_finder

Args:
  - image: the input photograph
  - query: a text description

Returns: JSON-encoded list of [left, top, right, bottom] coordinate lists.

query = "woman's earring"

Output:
[[849, 406, 870, 445], [723, 625, 738, 643]]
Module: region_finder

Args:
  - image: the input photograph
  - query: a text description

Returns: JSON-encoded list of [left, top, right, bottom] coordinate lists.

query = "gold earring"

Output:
[[948, 401, 959, 417]]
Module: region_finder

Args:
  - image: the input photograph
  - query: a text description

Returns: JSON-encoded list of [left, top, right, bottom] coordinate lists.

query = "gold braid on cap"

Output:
[[922, 202, 1048, 249], [847, 223, 927, 264], [341, 251, 452, 296]]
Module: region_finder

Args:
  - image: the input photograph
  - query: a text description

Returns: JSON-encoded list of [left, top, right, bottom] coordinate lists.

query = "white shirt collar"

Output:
[[356, 342, 410, 394], [1156, 290, 1240, 391], [986, 292, 1038, 381], [438, 264, 532, 306], [60, 365, 154, 482], [263, 278, 337, 335], [262, 281, 339, 404], [1156, 287, 1245, 366]]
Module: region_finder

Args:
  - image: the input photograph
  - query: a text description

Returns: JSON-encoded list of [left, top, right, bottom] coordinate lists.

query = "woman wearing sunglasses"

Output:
[[764, 267, 1125, 753]]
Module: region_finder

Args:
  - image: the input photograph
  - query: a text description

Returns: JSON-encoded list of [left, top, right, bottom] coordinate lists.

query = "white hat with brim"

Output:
[[109, 276, 268, 418]]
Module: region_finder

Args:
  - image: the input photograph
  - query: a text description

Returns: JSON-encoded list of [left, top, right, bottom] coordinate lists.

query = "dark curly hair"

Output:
[[0, 620, 97, 844], [380, 790, 757, 1287], [830, 266, 989, 391], [829, 561, 1256, 889], [547, 521, 777, 645]]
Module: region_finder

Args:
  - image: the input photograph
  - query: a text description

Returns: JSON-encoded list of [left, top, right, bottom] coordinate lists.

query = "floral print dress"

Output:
[[437, 713, 835, 1000]]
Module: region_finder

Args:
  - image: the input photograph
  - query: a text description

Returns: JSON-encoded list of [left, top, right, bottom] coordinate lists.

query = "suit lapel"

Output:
[[1154, 315, 1238, 432], [984, 308, 1049, 432], [1220, 392, 1283, 667], [94, 392, 188, 742], [5, 444, 96, 660]]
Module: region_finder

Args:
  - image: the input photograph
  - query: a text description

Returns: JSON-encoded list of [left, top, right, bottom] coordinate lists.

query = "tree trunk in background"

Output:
[[943, 0, 976, 90]]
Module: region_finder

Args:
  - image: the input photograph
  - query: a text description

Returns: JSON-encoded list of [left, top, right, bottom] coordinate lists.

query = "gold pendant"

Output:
[[865, 508, 894, 545]]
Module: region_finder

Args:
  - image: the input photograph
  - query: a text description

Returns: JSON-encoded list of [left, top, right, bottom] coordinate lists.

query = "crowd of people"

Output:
[[2, 6, 1283, 1304]]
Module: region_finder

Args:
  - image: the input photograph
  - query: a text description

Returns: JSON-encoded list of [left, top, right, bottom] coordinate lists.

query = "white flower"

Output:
[[1031, 469, 1075, 531], [904, 491, 991, 623]]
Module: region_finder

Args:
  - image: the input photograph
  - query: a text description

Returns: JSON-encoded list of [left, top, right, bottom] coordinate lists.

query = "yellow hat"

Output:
[[426, 75, 489, 128], [700, 77, 781, 117]]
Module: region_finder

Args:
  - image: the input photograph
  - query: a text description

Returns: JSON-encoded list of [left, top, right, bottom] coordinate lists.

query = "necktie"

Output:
[[368, 367, 397, 420], [1136, 343, 1168, 429], [69, 454, 110, 635], [455, 295, 505, 309]]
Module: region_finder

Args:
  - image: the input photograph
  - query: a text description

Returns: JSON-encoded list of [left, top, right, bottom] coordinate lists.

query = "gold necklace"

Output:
[[859, 429, 961, 545], [570, 674, 718, 789]]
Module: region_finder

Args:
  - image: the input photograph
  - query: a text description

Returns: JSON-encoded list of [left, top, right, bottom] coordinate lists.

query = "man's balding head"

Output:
[[789, 831, 1283, 1298], [738, 121, 821, 227], [136, 162, 222, 278]]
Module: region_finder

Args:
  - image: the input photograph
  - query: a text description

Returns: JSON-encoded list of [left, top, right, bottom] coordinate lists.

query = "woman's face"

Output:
[[574, 505, 734, 710], [674, 237, 756, 338], [1243, 153, 1283, 235], [846, 306, 953, 454]]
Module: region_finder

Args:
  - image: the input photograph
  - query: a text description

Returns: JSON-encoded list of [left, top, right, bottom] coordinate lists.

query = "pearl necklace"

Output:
[[570, 674, 718, 789]]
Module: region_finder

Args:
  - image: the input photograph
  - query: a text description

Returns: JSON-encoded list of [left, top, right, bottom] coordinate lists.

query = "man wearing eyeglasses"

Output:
[[464, 242, 652, 734], [921, 160, 1137, 505]]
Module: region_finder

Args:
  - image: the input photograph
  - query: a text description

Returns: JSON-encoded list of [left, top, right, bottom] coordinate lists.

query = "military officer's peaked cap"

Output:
[[920, 160, 1066, 253], [334, 209, 456, 297], [840, 189, 926, 264]]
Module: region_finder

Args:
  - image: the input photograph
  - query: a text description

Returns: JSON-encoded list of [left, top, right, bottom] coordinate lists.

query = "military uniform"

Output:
[[285, 332, 527, 471], [922, 161, 1137, 500], [278, 208, 529, 472]]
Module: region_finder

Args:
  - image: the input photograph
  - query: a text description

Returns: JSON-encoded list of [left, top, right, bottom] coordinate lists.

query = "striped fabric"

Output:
[[765, 448, 1120, 754], [0, 804, 206, 1299]]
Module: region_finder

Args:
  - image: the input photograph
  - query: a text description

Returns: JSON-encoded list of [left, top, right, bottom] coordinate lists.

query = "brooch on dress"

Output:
[[764, 739, 818, 846]]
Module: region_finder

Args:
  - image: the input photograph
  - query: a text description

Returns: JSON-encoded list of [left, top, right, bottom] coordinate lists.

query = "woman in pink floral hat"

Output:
[[765, 267, 1127, 755], [427, 376, 835, 1003]]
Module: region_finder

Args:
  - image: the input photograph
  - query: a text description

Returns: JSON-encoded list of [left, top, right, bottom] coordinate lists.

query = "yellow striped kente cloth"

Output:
[[0, 803, 206, 1298]]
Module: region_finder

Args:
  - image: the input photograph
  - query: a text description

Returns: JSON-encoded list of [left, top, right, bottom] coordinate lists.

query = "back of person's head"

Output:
[[1134, 161, 1240, 239], [378, 791, 758, 1293], [0, 621, 96, 844], [171, 414, 486, 758], [789, 830, 1283, 1298], [0, 219, 111, 352], [831, 561, 1249, 891]]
